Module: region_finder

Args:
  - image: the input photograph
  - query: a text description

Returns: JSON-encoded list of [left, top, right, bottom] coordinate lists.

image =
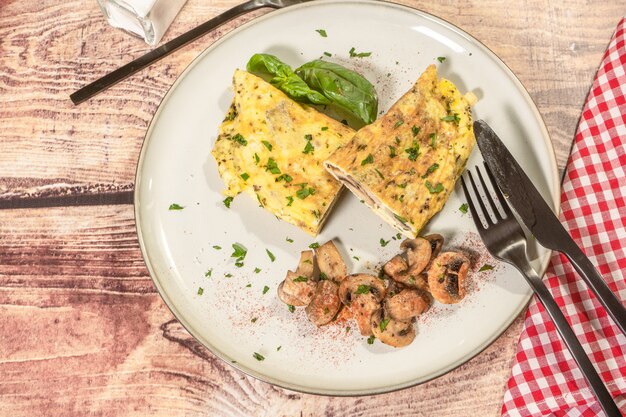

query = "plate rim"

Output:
[[134, 0, 560, 396]]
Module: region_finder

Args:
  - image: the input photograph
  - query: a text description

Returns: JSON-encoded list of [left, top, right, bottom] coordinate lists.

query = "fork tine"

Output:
[[483, 162, 513, 217], [460, 175, 486, 230], [466, 169, 495, 225], [475, 165, 505, 221]]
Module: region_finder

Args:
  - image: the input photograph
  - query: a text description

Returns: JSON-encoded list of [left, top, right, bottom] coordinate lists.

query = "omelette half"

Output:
[[324, 65, 476, 237], [212, 70, 355, 236]]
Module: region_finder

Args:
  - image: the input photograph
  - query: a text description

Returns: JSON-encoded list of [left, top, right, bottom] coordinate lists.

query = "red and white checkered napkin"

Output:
[[501, 17, 626, 417]]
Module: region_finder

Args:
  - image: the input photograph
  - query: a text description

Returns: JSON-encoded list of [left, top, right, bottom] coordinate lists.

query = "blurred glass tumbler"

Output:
[[97, 0, 187, 46]]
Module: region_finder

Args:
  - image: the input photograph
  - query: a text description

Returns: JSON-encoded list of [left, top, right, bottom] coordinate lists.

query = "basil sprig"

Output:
[[246, 54, 330, 105], [246, 54, 378, 125], [295, 60, 378, 124]]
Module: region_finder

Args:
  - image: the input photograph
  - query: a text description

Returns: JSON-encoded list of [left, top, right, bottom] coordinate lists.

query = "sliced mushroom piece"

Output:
[[423, 234, 444, 261], [338, 274, 386, 336], [305, 280, 342, 326], [427, 252, 471, 304], [338, 274, 386, 306], [315, 240, 347, 282], [295, 250, 315, 278], [350, 292, 380, 336], [277, 270, 317, 307], [370, 309, 416, 347], [384, 289, 431, 321], [401, 237, 432, 275], [382, 256, 428, 291]]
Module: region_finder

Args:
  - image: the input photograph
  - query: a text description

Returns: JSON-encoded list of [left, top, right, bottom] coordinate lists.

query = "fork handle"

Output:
[[516, 263, 622, 417]]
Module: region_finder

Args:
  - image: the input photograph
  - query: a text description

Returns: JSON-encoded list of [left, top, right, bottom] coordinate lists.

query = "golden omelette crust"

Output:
[[212, 70, 355, 236], [324, 65, 475, 237]]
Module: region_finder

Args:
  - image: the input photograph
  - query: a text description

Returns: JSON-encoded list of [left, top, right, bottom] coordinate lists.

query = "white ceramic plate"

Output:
[[135, 0, 559, 395]]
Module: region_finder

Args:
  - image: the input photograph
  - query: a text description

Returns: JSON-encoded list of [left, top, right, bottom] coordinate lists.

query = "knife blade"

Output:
[[70, 0, 309, 105], [474, 119, 626, 336]]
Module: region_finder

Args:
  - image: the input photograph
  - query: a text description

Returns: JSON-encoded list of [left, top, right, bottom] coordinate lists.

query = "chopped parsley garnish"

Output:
[[408, 276, 416, 285], [225, 273, 233, 278], [293, 276, 308, 283], [388, 145, 397, 158], [309, 242, 320, 249], [276, 173, 293, 182], [252, 352, 265, 361], [231, 243, 247, 258], [262, 285, 270, 294], [296, 183, 316, 199], [479, 264, 495, 272], [349, 47, 372, 58], [405, 142, 420, 161], [346, 326, 351, 333], [355, 284, 370, 294], [288, 305, 295, 313], [380, 238, 390, 247], [223, 196, 234, 208], [459, 203, 469, 214], [361, 154, 374, 166], [197, 287, 204, 295], [374, 168, 385, 179], [266, 249, 276, 262], [251, 317, 258, 323], [286, 237, 294, 243], [232, 133, 247, 146], [379, 318, 390, 332], [303, 140, 314, 154], [254, 267, 261, 274], [429, 133, 437, 147], [422, 163, 440, 178], [321, 126, 329, 131], [411, 125, 421, 136], [353, 256, 360, 261], [304, 134, 313, 141], [367, 335, 375, 344], [316, 29, 327, 37], [397, 182, 407, 188], [231, 243, 247, 267], [205, 269, 212, 277], [393, 120, 404, 129], [254, 153, 260, 164], [396, 233, 402, 239], [246, 283, 252, 288], [323, 52, 332, 57], [212, 245, 222, 250], [319, 272, 328, 281], [266, 158, 281, 175], [286, 196, 294, 206], [437, 56, 446, 63], [276, 346, 282, 351], [425, 181, 445, 194], [262, 140, 273, 151], [168, 203, 184, 210], [441, 113, 460, 123], [240, 173, 250, 181]]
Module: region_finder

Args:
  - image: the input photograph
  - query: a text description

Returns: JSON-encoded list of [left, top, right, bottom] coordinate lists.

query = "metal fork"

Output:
[[461, 163, 621, 417]]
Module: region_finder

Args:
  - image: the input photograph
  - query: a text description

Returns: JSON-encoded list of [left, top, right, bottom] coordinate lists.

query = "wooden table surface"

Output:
[[0, 0, 622, 415]]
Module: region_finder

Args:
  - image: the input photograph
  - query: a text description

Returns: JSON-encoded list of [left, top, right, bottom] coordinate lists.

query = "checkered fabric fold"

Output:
[[501, 17, 626, 417]]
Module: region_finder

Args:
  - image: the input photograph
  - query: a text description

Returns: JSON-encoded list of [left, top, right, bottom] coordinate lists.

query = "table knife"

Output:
[[71, 0, 310, 105], [474, 119, 626, 336]]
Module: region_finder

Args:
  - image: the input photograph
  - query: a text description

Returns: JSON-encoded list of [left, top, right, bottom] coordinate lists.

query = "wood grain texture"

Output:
[[1, 0, 624, 416]]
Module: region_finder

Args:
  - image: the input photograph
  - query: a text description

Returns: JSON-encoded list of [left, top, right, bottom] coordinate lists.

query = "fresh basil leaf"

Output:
[[295, 60, 378, 124], [246, 54, 330, 105]]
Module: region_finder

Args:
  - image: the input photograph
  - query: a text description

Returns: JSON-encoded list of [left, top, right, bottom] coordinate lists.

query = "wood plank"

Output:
[[1, 0, 623, 196], [0, 204, 524, 416]]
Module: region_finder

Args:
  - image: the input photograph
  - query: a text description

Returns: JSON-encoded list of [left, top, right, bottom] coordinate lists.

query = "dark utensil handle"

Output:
[[561, 240, 626, 336], [518, 263, 622, 417], [70, 0, 275, 105]]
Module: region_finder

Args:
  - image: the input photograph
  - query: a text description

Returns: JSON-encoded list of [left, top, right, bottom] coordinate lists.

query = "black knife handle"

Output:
[[562, 241, 626, 336], [70, 0, 275, 105]]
